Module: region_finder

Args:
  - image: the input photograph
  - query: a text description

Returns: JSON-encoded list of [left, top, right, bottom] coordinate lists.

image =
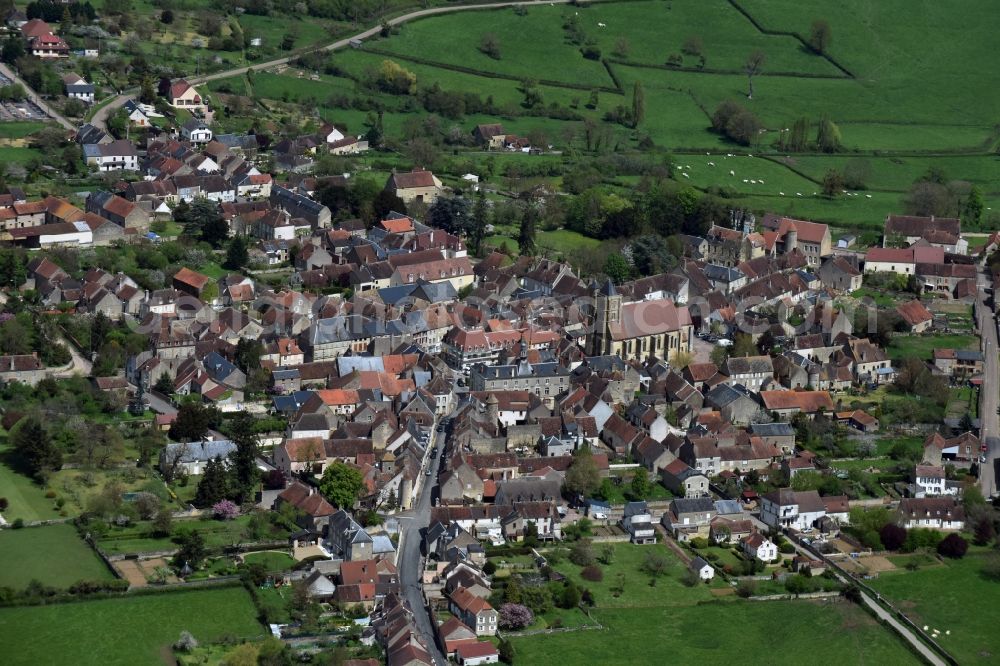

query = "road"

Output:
[[92, 0, 575, 130], [976, 265, 998, 497], [396, 423, 447, 665], [0, 63, 75, 131], [53, 331, 93, 378]]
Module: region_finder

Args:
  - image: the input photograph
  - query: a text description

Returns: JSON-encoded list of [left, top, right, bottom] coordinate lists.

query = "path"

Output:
[[0, 63, 74, 131], [53, 330, 93, 378], [976, 263, 998, 497], [93, 0, 576, 130]]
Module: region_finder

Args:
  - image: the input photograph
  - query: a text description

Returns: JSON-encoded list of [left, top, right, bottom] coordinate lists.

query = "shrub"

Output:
[[12, 518, 24, 529], [580, 565, 603, 581], [581, 45, 601, 60], [937, 533, 968, 559], [212, 499, 239, 521], [681, 568, 700, 587], [779, 543, 795, 554], [689, 537, 709, 549], [879, 523, 907, 551], [483, 560, 497, 575], [569, 539, 595, 566], [736, 579, 756, 598]]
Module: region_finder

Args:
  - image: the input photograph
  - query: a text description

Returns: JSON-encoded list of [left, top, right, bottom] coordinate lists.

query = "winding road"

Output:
[[92, 0, 577, 130]]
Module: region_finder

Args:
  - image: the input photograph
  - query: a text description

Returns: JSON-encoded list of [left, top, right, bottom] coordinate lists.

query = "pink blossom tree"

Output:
[[212, 499, 239, 521], [498, 603, 534, 630]]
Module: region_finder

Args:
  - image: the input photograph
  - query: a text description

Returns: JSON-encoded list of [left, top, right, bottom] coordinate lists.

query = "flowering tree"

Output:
[[498, 603, 534, 630], [212, 499, 239, 521]]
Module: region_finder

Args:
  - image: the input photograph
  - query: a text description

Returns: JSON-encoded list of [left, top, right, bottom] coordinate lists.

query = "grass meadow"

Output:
[[0, 586, 262, 665], [0, 524, 114, 589]]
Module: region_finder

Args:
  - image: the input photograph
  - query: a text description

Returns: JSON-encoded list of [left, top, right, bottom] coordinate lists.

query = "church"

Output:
[[588, 279, 693, 362]]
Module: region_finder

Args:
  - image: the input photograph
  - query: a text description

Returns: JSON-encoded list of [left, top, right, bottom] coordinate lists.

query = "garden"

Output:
[[0, 523, 114, 590]]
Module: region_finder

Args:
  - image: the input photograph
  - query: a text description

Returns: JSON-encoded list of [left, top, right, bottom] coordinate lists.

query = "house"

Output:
[[760, 390, 835, 419], [82, 140, 140, 172], [621, 501, 656, 544], [836, 410, 880, 433], [933, 348, 984, 379], [327, 510, 375, 560], [24, 22, 69, 58], [438, 616, 478, 655], [472, 123, 506, 149], [275, 481, 337, 531], [722, 355, 773, 391], [748, 422, 796, 455], [817, 256, 862, 292], [768, 217, 832, 267], [449, 586, 498, 636], [172, 267, 211, 298], [689, 556, 714, 581], [168, 79, 207, 113], [898, 497, 965, 530], [913, 465, 957, 498], [386, 169, 443, 205], [63, 73, 95, 104], [884, 214, 964, 253], [455, 642, 499, 666], [759, 489, 827, 531], [0, 354, 48, 386], [896, 300, 934, 333], [661, 497, 717, 541], [703, 384, 759, 426], [181, 118, 213, 144], [303, 570, 337, 600], [660, 458, 710, 498], [741, 533, 778, 562], [159, 439, 237, 476], [710, 516, 754, 544], [123, 99, 152, 127]]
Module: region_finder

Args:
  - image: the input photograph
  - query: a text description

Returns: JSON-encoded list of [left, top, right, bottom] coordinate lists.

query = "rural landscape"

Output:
[[0, 0, 998, 665]]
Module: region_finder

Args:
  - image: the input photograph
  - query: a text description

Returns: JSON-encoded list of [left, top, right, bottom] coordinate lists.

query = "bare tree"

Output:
[[161, 442, 189, 484], [744, 50, 766, 99]]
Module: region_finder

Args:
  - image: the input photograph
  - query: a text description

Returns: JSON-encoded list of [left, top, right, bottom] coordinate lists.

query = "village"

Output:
[[0, 3, 998, 666]]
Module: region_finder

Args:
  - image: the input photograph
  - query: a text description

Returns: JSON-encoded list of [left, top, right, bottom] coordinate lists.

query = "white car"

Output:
[[716, 338, 734, 347]]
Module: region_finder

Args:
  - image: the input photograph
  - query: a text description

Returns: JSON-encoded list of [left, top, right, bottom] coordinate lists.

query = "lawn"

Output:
[[0, 442, 59, 523], [0, 146, 43, 164], [0, 121, 48, 139], [868, 549, 1000, 664], [509, 600, 918, 665], [0, 524, 114, 589], [0, 586, 263, 666], [243, 550, 297, 572], [97, 514, 292, 556], [887, 334, 978, 362]]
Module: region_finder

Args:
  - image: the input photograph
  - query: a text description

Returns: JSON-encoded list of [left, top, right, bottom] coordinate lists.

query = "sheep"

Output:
[[743, 179, 748, 183], [865, 194, 872, 198], [779, 192, 785, 196], [681, 172, 690, 178], [729, 170, 735, 176], [759, 179, 764, 184], [597, 22, 606, 27], [707, 161, 715, 167], [750, 179, 757, 184], [796, 192, 802, 196]]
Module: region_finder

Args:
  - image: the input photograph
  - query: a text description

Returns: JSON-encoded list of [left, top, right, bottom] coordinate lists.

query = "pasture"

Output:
[[0, 586, 262, 666], [0, 524, 114, 589]]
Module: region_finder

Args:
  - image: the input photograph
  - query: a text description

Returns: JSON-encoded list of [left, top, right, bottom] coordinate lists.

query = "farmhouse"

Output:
[[898, 497, 965, 530], [386, 169, 443, 205], [896, 300, 934, 333], [884, 214, 964, 253]]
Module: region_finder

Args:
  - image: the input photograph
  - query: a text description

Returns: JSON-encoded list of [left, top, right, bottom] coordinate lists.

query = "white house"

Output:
[[82, 139, 140, 172], [621, 501, 656, 544], [124, 99, 152, 127], [898, 498, 965, 530], [741, 533, 778, 562], [181, 118, 213, 144], [159, 439, 237, 476], [914, 465, 955, 498], [63, 73, 94, 104], [689, 556, 714, 581], [759, 489, 827, 531]]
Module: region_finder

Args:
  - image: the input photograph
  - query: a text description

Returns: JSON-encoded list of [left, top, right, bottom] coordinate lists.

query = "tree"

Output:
[[630, 470, 651, 500], [560, 581, 581, 609], [376, 59, 416, 95], [681, 35, 703, 57], [937, 533, 968, 559], [564, 446, 600, 498], [973, 515, 996, 546], [809, 19, 832, 54], [518, 203, 538, 256], [681, 568, 700, 587], [11, 416, 61, 480], [170, 402, 221, 441], [228, 412, 261, 504], [194, 457, 229, 507], [815, 117, 842, 153], [569, 538, 595, 566], [468, 193, 489, 256], [479, 32, 501, 59], [498, 603, 533, 630], [173, 530, 206, 569], [964, 185, 984, 228], [319, 462, 365, 509], [822, 169, 844, 197], [643, 551, 669, 578], [603, 253, 631, 283], [212, 499, 240, 520], [427, 196, 470, 235], [223, 235, 249, 270], [498, 638, 515, 664], [732, 332, 756, 358], [160, 8, 174, 23], [281, 32, 295, 50], [879, 523, 907, 551], [744, 50, 766, 99], [152, 505, 173, 537], [613, 36, 630, 57], [631, 81, 645, 128], [154, 372, 174, 394]]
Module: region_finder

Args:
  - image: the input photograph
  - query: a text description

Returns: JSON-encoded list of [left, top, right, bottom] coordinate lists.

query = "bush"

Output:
[[569, 539, 595, 566], [12, 518, 24, 529], [879, 523, 907, 551], [498, 603, 534, 630], [681, 568, 700, 587], [689, 537, 709, 549], [483, 560, 497, 575], [937, 533, 968, 559], [736, 579, 756, 598], [779, 543, 795, 554], [581, 45, 601, 60], [580, 565, 603, 581]]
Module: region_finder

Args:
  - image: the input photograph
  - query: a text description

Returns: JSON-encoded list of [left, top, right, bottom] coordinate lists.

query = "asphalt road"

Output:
[[91, 0, 575, 131], [976, 266, 998, 497], [396, 425, 447, 665]]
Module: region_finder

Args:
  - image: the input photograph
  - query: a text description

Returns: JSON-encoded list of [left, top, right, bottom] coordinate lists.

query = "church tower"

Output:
[[591, 278, 622, 356]]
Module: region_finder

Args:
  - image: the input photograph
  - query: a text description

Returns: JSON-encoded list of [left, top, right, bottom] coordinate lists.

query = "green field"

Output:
[[887, 333, 978, 362], [0, 443, 59, 523], [242, 550, 297, 572], [868, 550, 1000, 664], [513, 542, 916, 665], [510, 602, 917, 666], [0, 121, 48, 139], [0, 586, 263, 666], [0, 524, 114, 589]]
